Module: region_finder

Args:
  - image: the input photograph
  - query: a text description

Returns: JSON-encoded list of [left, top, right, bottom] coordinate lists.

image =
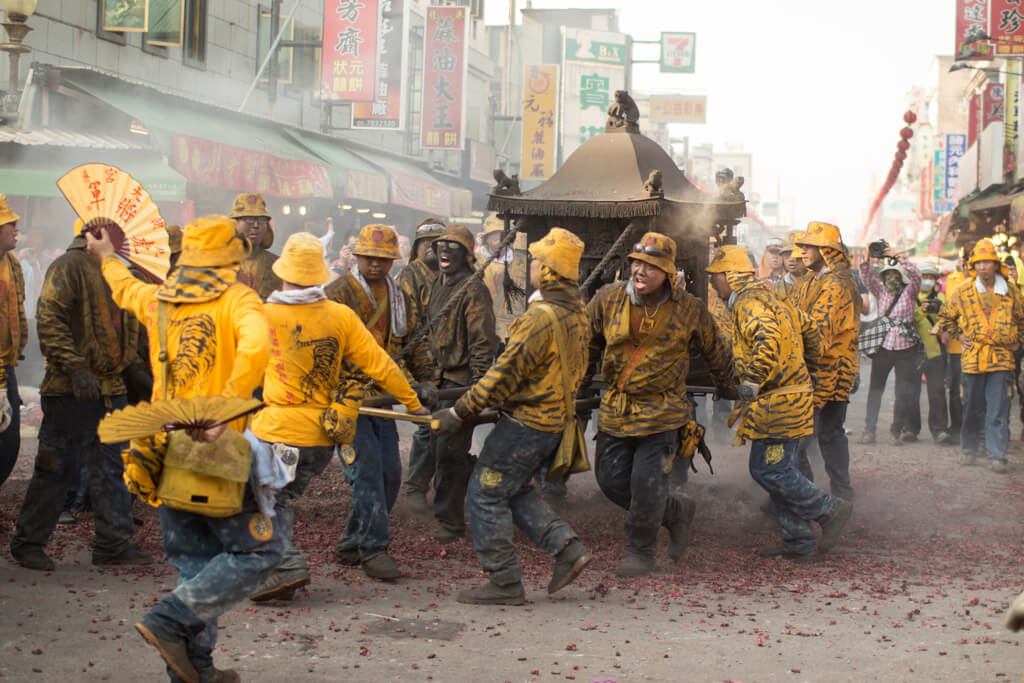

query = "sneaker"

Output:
[[334, 548, 360, 566], [900, 431, 918, 443], [361, 552, 401, 581], [759, 545, 815, 563], [858, 431, 876, 445], [12, 547, 55, 571], [548, 540, 593, 594], [991, 459, 1009, 474], [92, 545, 153, 566], [57, 510, 77, 525], [666, 494, 697, 561], [936, 431, 955, 446], [890, 432, 903, 446], [457, 579, 526, 605], [614, 552, 655, 578], [250, 568, 311, 602], [959, 453, 977, 467], [817, 498, 853, 553], [433, 527, 464, 545], [135, 621, 199, 683]]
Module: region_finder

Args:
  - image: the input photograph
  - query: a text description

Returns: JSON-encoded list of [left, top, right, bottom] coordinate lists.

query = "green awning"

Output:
[[285, 129, 389, 204], [0, 149, 187, 201]]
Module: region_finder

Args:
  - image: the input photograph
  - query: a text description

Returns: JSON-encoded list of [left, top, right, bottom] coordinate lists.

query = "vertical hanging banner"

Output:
[[1006, 69, 1020, 173], [933, 139, 950, 213], [946, 133, 967, 201], [321, 0, 381, 102], [991, 0, 1024, 54], [520, 65, 559, 180], [984, 82, 1005, 128], [352, 0, 407, 129], [968, 92, 981, 147], [955, 0, 995, 58], [561, 27, 627, 164], [421, 6, 469, 150]]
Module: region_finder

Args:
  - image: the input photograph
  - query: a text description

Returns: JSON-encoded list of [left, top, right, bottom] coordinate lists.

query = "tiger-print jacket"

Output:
[[586, 280, 734, 438], [238, 248, 282, 301], [938, 275, 1024, 374]]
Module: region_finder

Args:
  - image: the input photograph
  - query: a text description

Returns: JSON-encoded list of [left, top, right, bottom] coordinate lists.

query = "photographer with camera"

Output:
[[858, 242, 922, 446], [913, 262, 954, 445]]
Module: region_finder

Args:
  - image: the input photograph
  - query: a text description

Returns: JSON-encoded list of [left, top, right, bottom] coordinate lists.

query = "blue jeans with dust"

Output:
[[336, 415, 401, 559], [274, 445, 335, 572], [961, 370, 1012, 461]]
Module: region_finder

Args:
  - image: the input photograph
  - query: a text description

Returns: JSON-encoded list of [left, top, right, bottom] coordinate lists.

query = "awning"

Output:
[[351, 148, 472, 217], [0, 149, 187, 201], [61, 70, 332, 199], [284, 130, 389, 205]]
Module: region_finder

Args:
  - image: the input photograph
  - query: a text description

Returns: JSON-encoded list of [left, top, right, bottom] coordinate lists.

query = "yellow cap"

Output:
[[435, 224, 476, 255], [177, 214, 250, 268], [0, 195, 18, 227], [969, 238, 1000, 266], [230, 193, 271, 219], [627, 232, 676, 276], [165, 224, 183, 255], [706, 244, 756, 274], [273, 232, 331, 286], [795, 221, 843, 251], [352, 223, 400, 260], [481, 213, 504, 237], [528, 227, 585, 282]]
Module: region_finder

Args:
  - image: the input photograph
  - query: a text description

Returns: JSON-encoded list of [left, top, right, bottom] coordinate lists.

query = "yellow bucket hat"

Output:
[[706, 244, 755, 273], [352, 223, 400, 260], [177, 214, 251, 268], [529, 227, 585, 282], [230, 193, 271, 219], [795, 221, 843, 251], [969, 238, 1000, 266], [434, 224, 475, 255], [273, 232, 331, 287], [627, 232, 676, 276], [481, 213, 504, 237], [0, 195, 17, 226]]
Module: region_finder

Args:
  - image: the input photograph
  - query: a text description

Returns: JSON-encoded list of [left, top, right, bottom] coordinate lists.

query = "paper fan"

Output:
[[57, 163, 171, 282], [97, 396, 264, 444]]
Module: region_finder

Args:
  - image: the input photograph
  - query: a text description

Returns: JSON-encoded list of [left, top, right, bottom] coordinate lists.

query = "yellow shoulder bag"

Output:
[[537, 303, 590, 482]]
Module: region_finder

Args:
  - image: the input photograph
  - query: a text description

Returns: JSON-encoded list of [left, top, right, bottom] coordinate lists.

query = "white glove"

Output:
[[1006, 591, 1024, 632], [0, 391, 12, 432]]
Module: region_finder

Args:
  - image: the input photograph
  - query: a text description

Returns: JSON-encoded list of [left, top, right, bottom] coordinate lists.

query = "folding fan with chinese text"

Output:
[[98, 397, 264, 444], [57, 163, 171, 282]]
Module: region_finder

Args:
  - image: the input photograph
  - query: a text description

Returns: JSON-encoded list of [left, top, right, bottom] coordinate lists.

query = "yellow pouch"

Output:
[[321, 378, 364, 445], [156, 429, 251, 518]]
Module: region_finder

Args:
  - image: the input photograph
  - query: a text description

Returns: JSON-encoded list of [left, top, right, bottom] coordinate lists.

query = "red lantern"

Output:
[[900, 127, 914, 140], [903, 110, 917, 125], [897, 139, 910, 152], [895, 150, 907, 161]]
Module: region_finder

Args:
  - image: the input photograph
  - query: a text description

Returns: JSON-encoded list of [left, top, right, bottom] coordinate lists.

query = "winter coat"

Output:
[[938, 275, 1024, 374]]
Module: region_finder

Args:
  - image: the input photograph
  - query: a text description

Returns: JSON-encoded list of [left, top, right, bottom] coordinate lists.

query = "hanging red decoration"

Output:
[[900, 127, 914, 140], [897, 139, 910, 151], [861, 111, 918, 241], [895, 150, 907, 162], [903, 110, 917, 125]]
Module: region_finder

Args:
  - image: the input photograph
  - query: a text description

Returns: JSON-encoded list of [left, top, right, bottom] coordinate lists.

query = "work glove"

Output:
[[1007, 591, 1024, 632], [71, 368, 101, 402], [415, 380, 439, 408], [125, 362, 154, 401], [0, 391, 11, 432], [737, 381, 760, 402], [432, 407, 463, 435]]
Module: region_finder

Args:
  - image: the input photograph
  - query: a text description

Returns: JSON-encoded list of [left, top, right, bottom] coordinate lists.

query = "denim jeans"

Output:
[[142, 503, 283, 679], [0, 365, 20, 488], [336, 415, 401, 559], [594, 429, 685, 558], [961, 370, 1012, 461], [402, 423, 435, 495], [274, 445, 335, 571], [748, 438, 835, 554], [816, 401, 853, 500], [947, 353, 963, 438], [468, 417, 576, 586], [865, 345, 922, 436], [12, 394, 134, 557], [921, 355, 950, 438]]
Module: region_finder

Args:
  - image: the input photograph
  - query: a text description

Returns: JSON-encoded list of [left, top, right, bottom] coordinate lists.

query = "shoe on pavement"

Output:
[[334, 548, 360, 565], [135, 621, 199, 683], [818, 498, 853, 553], [57, 510, 77, 525], [667, 494, 697, 561], [433, 527, 464, 545], [92, 545, 153, 566], [12, 547, 55, 571], [457, 579, 526, 605], [900, 431, 918, 443], [858, 431, 876, 445], [615, 552, 655, 578], [759, 545, 815, 563], [250, 568, 311, 602], [362, 552, 401, 581], [890, 432, 903, 446], [991, 459, 1009, 474], [405, 490, 432, 520], [548, 540, 593, 594], [203, 668, 240, 683], [959, 453, 977, 467], [936, 431, 955, 446]]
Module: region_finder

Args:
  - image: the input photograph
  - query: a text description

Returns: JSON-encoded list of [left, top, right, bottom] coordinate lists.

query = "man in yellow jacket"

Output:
[[232, 193, 282, 300], [770, 230, 811, 306], [938, 238, 1024, 473], [585, 232, 734, 577], [707, 246, 852, 561], [248, 232, 428, 601], [794, 222, 861, 500], [434, 227, 593, 604], [88, 215, 273, 683]]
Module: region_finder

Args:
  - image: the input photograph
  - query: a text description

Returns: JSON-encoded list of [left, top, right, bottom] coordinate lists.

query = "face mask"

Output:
[[921, 278, 936, 290], [884, 276, 903, 294]]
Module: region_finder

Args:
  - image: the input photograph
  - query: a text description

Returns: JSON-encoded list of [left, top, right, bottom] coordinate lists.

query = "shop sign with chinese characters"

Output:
[[561, 27, 627, 164], [520, 65, 559, 180], [352, 0, 407, 129], [421, 6, 469, 150], [321, 0, 381, 102], [956, 0, 995, 58], [945, 133, 967, 201], [991, 0, 1024, 55], [648, 95, 707, 123]]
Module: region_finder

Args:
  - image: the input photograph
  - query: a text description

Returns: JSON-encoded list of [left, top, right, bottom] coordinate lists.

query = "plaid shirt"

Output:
[[860, 259, 921, 351]]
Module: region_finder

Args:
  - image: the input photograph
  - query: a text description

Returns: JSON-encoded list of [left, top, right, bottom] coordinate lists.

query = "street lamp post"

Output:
[[0, 0, 35, 115]]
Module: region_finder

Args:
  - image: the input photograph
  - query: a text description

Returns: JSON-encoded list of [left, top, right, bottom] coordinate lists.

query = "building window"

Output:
[[183, 0, 207, 69], [96, 1, 127, 46]]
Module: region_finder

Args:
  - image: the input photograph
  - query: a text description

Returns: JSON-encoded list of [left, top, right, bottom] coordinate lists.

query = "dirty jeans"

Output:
[[594, 430, 685, 558], [865, 345, 922, 437], [273, 445, 335, 572], [11, 394, 134, 557], [0, 366, 21, 488], [947, 353, 963, 438], [141, 502, 283, 680], [961, 370, 1012, 461], [919, 355, 950, 439], [402, 423, 435, 495], [336, 416, 400, 559], [814, 401, 854, 500], [431, 385, 474, 536], [468, 417, 576, 586], [748, 438, 835, 555]]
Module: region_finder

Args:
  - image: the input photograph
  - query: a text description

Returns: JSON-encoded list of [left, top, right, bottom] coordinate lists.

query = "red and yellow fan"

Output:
[[57, 163, 171, 282]]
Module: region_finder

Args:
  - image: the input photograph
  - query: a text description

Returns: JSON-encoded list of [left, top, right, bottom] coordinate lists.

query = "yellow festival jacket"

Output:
[[939, 275, 1024, 374]]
